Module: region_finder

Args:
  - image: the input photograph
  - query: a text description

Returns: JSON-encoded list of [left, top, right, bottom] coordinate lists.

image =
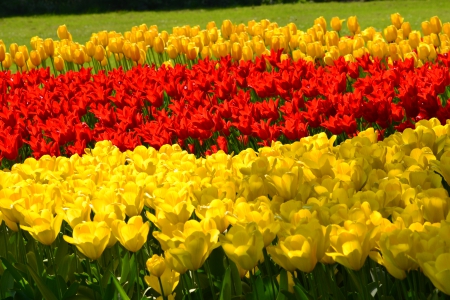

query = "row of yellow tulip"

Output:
[[1, 118, 450, 296], [0, 13, 449, 72]]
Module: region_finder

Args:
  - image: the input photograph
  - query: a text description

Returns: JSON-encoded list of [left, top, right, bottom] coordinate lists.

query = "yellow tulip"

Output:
[[390, 13, 404, 29], [166, 44, 178, 60], [164, 251, 188, 274], [314, 16, 327, 33], [111, 215, 150, 252], [401, 22, 412, 39], [221, 20, 233, 39], [201, 46, 212, 59], [98, 30, 109, 47], [153, 36, 165, 54], [186, 43, 199, 61], [331, 17, 345, 32], [231, 42, 242, 61], [63, 221, 111, 261], [20, 209, 63, 246], [347, 16, 359, 35], [0, 44, 5, 62], [292, 49, 305, 62], [146, 254, 166, 277], [421, 21, 432, 36], [144, 266, 180, 297], [430, 16, 443, 34], [242, 45, 253, 61], [54, 55, 64, 72], [417, 42, 431, 61], [220, 222, 264, 271], [443, 22, 450, 36], [9, 43, 18, 58], [408, 31, 421, 49], [119, 181, 145, 217], [2, 53, 12, 69], [327, 222, 379, 271], [418, 253, 450, 295], [267, 221, 330, 273], [57, 24, 71, 40], [384, 25, 398, 43], [14, 51, 25, 68]]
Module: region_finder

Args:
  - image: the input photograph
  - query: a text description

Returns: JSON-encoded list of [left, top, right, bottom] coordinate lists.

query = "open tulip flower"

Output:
[[63, 221, 111, 261], [20, 209, 63, 246], [111, 215, 150, 252]]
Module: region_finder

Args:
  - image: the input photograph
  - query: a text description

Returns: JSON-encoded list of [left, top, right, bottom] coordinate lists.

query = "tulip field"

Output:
[[2, 11, 450, 300]]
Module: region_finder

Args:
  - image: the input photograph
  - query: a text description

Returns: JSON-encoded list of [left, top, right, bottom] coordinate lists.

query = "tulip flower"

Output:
[[2, 53, 12, 69], [145, 266, 180, 297], [330, 17, 345, 32], [347, 16, 359, 35], [20, 209, 63, 246], [220, 222, 264, 271], [111, 215, 150, 252], [430, 16, 443, 34], [63, 221, 111, 261], [418, 253, 450, 295], [146, 254, 166, 277], [390, 13, 404, 29], [384, 25, 398, 43]]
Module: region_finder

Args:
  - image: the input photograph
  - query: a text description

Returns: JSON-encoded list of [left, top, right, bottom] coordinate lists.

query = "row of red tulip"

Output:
[[1, 50, 450, 165]]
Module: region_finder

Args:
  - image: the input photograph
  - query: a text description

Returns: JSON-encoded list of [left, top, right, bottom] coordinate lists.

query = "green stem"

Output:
[[48, 245, 63, 300], [158, 276, 168, 300], [204, 260, 217, 300], [96, 260, 104, 298], [135, 251, 141, 300], [86, 260, 98, 300], [251, 269, 260, 300], [182, 273, 193, 300], [263, 248, 277, 299], [194, 270, 205, 300], [308, 272, 319, 300]]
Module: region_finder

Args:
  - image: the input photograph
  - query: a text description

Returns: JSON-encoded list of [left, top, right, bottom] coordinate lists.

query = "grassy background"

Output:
[[0, 0, 449, 49]]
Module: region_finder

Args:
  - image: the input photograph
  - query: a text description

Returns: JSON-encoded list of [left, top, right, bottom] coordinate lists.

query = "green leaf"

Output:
[[229, 260, 243, 296], [111, 272, 131, 300], [27, 265, 58, 300], [0, 257, 34, 299], [26, 252, 39, 275], [126, 254, 136, 298], [254, 275, 265, 300], [63, 282, 80, 300], [58, 254, 75, 282], [0, 269, 14, 297], [293, 285, 309, 300], [55, 241, 69, 266], [119, 251, 130, 285], [277, 269, 289, 300], [220, 266, 232, 300], [345, 268, 364, 297]]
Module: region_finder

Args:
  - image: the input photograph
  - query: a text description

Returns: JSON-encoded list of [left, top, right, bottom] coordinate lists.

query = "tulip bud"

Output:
[[231, 42, 242, 61], [417, 42, 431, 61], [324, 46, 339, 66], [338, 39, 352, 56], [2, 53, 12, 69], [9, 43, 18, 58], [129, 43, 140, 62], [186, 43, 199, 60], [430, 16, 442, 34], [72, 48, 85, 65], [400, 22, 411, 40], [221, 19, 233, 39], [200, 46, 211, 59], [384, 25, 398, 43], [254, 40, 266, 57], [85, 41, 95, 57], [57, 24, 70, 40], [242, 45, 253, 61], [98, 30, 109, 47], [443, 23, 450, 37], [421, 21, 432, 36], [165, 44, 178, 60], [408, 31, 421, 49], [94, 45, 105, 62], [153, 36, 165, 54], [43, 38, 55, 57], [353, 36, 365, 51], [18, 45, 29, 61], [292, 49, 305, 62], [160, 31, 169, 44], [29, 50, 41, 66], [0, 44, 5, 62], [314, 16, 327, 33], [325, 31, 339, 49], [14, 51, 25, 68], [347, 16, 359, 35], [390, 13, 404, 29], [331, 17, 345, 32], [146, 255, 166, 277], [54, 55, 64, 72]]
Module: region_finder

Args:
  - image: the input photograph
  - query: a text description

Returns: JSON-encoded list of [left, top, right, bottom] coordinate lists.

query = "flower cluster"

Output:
[[1, 14, 450, 73], [2, 52, 450, 165], [1, 118, 450, 296]]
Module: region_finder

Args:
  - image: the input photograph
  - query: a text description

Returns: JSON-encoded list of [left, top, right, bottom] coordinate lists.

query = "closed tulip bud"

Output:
[[399, 41, 412, 56], [422, 21, 432, 36], [314, 16, 327, 33], [347, 16, 359, 35], [418, 42, 431, 61], [160, 31, 169, 44], [401, 22, 412, 39], [94, 45, 105, 62], [221, 223, 264, 271], [353, 46, 368, 59], [144, 30, 158, 47], [430, 33, 440, 47], [324, 46, 340, 65], [231, 42, 242, 61], [443, 22, 450, 37], [409, 31, 421, 49], [338, 39, 352, 56], [129, 43, 140, 62], [144, 263, 180, 297], [218, 42, 228, 57], [2, 53, 12, 69], [186, 43, 199, 60], [287, 22, 297, 35], [353, 36, 365, 50], [153, 36, 165, 54], [0, 44, 5, 62], [57, 24, 70, 40], [271, 36, 281, 52], [72, 48, 85, 65], [200, 46, 211, 59], [29, 50, 41, 66], [391, 13, 404, 29], [166, 44, 178, 59], [221, 19, 233, 39], [146, 254, 166, 277], [206, 21, 216, 31], [112, 216, 150, 252], [388, 43, 401, 60], [325, 31, 339, 49], [344, 54, 355, 63], [254, 40, 266, 57], [430, 16, 442, 34], [384, 25, 398, 43], [14, 51, 25, 68], [242, 45, 253, 61], [54, 55, 64, 71], [292, 49, 305, 62], [18, 45, 29, 61], [331, 17, 345, 32], [85, 41, 95, 57], [9, 43, 18, 58], [101, 57, 108, 67], [98, 30, 108, 47]]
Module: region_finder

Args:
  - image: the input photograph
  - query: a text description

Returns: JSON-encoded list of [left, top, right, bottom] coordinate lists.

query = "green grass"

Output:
[[0, 0, 449, 51]]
